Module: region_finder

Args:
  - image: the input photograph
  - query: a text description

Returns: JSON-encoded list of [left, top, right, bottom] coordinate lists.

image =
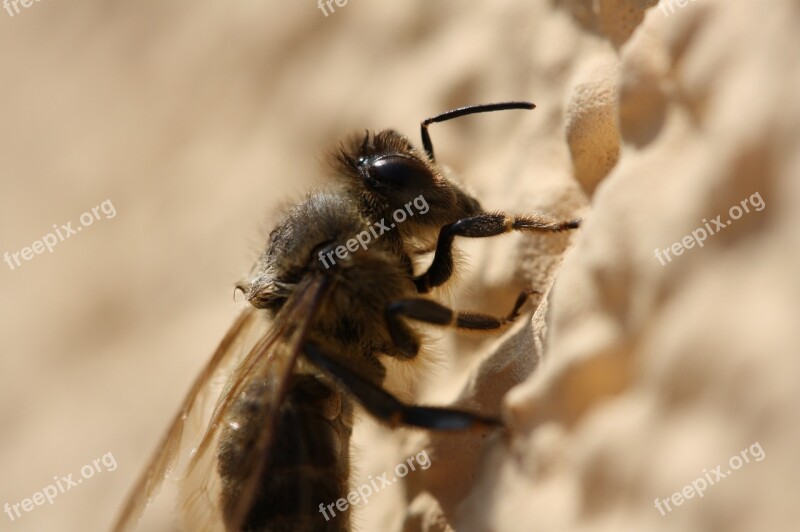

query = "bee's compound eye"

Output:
[[367, 155, 433, 190]]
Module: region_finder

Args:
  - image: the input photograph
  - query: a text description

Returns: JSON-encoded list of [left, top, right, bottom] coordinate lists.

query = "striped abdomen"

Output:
[[218, 372, 353, 531]]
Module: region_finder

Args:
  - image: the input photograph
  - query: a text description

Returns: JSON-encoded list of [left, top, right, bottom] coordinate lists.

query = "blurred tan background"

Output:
[[1, 1, 798, 532]]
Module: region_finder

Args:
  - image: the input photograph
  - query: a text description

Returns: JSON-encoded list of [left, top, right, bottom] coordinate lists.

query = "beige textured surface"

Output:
[[1, 1, 797, 531]]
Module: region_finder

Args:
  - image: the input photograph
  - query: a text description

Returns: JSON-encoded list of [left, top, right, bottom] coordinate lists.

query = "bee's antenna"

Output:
[[420, 101, 535, 162]]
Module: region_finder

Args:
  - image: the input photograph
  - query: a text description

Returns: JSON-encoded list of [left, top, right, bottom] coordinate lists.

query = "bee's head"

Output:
[[331, 130, 483, 234]]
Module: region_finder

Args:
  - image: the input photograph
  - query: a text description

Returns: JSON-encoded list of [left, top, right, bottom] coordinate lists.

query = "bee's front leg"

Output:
[[414, 213, 581, 292]]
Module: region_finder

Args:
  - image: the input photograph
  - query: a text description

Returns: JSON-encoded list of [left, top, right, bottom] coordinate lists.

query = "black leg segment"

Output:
[[303, 341, 502, 431], [415, 212, 581, 292], [386, 289, 537, 343]]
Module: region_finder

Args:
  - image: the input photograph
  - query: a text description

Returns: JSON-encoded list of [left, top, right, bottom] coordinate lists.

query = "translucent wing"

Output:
[[112, 307, 269, 532], [177, 272, 332, 532]]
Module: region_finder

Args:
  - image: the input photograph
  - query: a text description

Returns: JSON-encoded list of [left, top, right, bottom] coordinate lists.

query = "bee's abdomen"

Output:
[[218, 373, 352, 532]]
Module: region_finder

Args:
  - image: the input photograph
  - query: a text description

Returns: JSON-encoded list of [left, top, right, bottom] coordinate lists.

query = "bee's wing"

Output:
[[112, 306, 269, 532], [177, 272, 332, 532]]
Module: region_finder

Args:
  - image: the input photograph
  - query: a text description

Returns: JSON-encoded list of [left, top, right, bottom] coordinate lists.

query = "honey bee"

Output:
[[112, 102, 581, 532]]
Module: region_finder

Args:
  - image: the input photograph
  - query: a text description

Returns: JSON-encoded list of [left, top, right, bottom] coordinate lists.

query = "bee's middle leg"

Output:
[[303, 341, 501, 431], [384, 289, 538, 357]]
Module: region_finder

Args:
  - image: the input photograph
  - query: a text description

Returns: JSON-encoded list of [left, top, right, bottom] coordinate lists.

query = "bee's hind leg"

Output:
[[303, 341, 502, 431]]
